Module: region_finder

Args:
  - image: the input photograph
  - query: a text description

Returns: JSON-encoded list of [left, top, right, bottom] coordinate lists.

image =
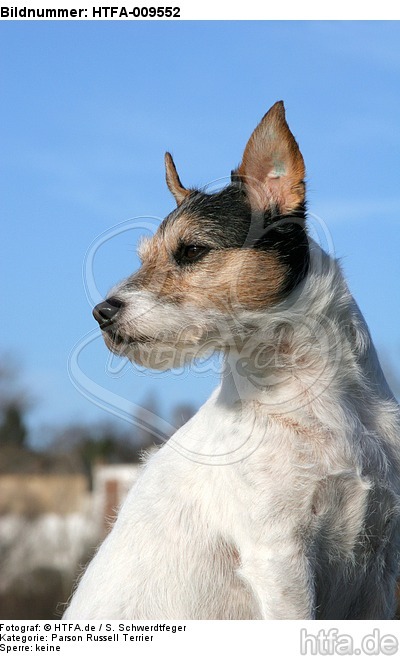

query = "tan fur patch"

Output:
[[269, 414, 315, 438], [214, 539, 241, 570], [184, 249, 286, 311], [132, 214, 286, 312], [268, 414, 331, 455]]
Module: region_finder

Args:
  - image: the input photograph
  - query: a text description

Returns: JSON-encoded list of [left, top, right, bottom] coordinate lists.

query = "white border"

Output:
[[1, 620, 400, 655], [0, 1, 399, 20]]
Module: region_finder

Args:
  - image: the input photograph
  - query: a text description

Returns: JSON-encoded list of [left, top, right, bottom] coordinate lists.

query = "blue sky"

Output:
[[1, 21, 400, 441]]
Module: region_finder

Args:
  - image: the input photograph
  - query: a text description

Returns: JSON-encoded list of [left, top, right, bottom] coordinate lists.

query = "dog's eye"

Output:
[[184, 245, 206, 260], [175, 244, 211, 265]]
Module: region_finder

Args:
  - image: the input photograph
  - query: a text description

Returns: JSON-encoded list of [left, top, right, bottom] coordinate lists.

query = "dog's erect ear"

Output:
[[235, 101, 305, 214], [165, 152, 191, 206]]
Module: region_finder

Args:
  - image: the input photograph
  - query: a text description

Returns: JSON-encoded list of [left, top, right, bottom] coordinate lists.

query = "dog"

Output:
[[64, 101, 400, 619]]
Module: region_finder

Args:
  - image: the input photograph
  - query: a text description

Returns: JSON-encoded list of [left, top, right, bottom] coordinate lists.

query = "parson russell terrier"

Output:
[[64, 102, 400, 619]]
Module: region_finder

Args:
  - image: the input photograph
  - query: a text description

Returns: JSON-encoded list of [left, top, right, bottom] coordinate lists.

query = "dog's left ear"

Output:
[[235, 101, 305, 215], [165, 152, 191, 206]]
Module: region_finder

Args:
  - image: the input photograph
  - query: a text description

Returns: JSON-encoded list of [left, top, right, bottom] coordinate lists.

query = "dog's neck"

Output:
[[217, 245, 374, 426], [169, 245, 398, 467]]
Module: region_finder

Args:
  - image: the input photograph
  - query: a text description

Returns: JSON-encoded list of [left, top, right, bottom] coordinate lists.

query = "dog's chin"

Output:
[[102, 329, 221, 371]]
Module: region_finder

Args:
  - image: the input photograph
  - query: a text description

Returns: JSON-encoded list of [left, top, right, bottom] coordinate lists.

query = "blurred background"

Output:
[[1, 20, 400, 618]]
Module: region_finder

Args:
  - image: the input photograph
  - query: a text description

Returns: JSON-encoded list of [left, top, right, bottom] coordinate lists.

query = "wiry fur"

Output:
[[64, 102, 400, 620]]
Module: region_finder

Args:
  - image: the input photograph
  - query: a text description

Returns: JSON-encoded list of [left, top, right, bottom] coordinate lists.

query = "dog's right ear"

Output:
[[165, 152, 191, 206], [234, 101, 305, 215]]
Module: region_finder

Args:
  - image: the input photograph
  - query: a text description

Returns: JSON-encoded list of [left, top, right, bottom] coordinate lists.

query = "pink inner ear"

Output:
[[237, 102, 305, 214]]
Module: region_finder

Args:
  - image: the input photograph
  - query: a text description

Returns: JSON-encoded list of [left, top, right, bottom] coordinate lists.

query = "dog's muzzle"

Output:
[[92, 296, 123, 330]]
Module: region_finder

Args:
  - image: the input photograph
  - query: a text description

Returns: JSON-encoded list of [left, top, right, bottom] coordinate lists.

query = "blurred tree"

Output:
[[0, 357, 31, 448], [50, 420, 143, 489], [0, 402, 27, 447]]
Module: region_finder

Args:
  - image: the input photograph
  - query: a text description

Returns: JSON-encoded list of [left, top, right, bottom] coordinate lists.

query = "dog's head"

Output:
[[93, 101, 310, 370]]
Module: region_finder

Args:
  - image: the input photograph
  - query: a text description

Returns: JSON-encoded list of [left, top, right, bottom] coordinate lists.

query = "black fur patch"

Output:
[[161, 184, 310, 297]]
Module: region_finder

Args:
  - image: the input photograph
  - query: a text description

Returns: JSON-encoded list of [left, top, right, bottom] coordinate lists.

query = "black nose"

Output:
[[93, 297, 123, 328]]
